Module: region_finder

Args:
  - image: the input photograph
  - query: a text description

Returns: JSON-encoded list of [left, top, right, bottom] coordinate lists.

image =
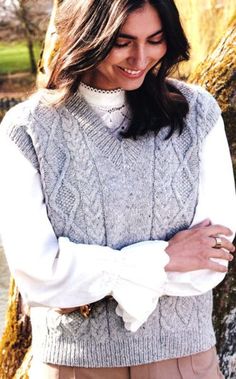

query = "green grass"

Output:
[[0, 41, 42, 75]]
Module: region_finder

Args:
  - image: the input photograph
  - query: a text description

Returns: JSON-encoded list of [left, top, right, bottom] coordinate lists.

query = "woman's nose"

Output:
[[127, 46, 148, 69]]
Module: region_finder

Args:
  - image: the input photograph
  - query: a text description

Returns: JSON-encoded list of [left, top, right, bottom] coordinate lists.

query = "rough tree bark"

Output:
[[0, 6, 235, 379], [189, 16, 236, 172], [189, 16, 236, 379], [0, 279, 32, 379]]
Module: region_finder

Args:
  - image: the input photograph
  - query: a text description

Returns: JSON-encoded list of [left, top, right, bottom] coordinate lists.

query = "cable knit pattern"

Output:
[[1, 80, 221, 367]]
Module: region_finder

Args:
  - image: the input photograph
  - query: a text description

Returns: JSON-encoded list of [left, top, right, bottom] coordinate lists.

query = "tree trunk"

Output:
[[37, 0, 59, 87], [0, 279, 31, 379], [27, 38, 37, 75], [189, 16, 236, 177], [175, 0, 235, 76], [189, 16, 236, 379], [0, 5, 235, 378], [18, 0, 38, 75]]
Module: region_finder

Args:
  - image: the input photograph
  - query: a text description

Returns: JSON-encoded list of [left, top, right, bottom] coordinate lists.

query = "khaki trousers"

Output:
[[29, 347, 224, 379]]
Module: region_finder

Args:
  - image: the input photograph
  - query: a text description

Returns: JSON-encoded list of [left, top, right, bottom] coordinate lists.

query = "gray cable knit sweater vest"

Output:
[[3, 80, 221, 367]]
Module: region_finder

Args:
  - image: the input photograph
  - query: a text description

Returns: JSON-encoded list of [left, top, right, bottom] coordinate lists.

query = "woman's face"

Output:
[[82, 2, 167, 90]]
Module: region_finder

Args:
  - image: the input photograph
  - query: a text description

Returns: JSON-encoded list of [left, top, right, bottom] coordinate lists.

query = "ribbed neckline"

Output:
[[66, 93, 142, 169]]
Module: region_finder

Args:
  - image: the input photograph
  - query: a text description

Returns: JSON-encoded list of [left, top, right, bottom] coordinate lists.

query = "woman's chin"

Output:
[[119, 78, 146, 91]]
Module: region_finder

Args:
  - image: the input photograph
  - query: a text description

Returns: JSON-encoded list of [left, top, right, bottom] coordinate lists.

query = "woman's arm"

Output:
[[119, 116, 236, 297], [115, 115, 236, 331], [164, 115, 236, 295], [0, 134, 169, 310], [0, 135, 120, 307], [0, 114, 234, 330]]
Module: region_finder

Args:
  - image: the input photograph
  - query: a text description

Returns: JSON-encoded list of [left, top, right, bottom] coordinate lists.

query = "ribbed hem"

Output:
[[35, 332, 216, 368]]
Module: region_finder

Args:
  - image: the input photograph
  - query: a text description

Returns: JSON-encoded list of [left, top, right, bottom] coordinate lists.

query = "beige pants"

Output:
[[29, 347, 224, 379]]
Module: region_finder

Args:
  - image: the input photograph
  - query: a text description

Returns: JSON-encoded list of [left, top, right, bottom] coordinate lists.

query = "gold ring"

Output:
[[214, 236, 222, 249]]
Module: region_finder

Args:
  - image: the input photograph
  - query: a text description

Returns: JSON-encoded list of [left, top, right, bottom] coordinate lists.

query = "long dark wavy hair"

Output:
[[45, 0, 190, 139]]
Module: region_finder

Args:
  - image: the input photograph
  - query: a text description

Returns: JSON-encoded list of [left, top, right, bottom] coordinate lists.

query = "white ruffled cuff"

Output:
[[112, 240, 169, 332]]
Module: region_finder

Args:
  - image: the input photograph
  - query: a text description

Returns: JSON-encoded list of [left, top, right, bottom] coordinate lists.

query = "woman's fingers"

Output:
[[208, 248, 234, 261], [209, 236, 235, 252], [191, 222, 233, 237], [206, 260, 228, 273], [54, 307, 80, 314], [165, 223, 235, 272], [150, 226, 233, 272], [206, 224, 233, 237], [190, 219, 211, 229]]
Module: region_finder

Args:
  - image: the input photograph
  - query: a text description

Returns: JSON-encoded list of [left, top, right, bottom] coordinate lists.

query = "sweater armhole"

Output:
[[195, 88, 221, 143], [0, 103, 39, 171]]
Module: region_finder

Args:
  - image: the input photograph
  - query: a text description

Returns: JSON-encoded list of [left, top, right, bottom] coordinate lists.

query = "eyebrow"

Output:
[[118, 30, 163, 40]]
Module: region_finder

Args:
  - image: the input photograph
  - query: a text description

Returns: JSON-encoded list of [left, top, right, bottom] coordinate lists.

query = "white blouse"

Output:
[[0, 84, 235, 332]]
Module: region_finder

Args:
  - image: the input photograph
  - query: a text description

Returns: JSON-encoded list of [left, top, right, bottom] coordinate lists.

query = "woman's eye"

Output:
[[114, 37, 165, 48], [114, 40, 130, 48], [148, 39, 165, 45]]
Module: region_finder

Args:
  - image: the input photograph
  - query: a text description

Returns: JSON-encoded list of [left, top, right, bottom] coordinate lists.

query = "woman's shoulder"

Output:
[[167, 78, 220, 112], [168, 78, 222, 139], [0, 90, 58, 135], [0, 93, 49, 169], [1, 98, 32, 131]]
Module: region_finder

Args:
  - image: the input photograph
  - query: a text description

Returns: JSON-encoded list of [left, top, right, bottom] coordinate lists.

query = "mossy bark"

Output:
[[189, 17, 236, 377], [0, 8, 235, 379], [189, 16, 236, 174], [0, 279, 31, 379]]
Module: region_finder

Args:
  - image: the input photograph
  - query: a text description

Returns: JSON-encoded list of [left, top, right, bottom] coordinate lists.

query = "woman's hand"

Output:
[[54, 307, 80, 314], [165, 219, 235, 272], [54, 305, 91, 317]]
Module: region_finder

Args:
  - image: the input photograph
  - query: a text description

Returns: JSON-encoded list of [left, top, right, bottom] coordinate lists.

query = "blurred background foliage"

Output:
[[176, 0, 236, 76]]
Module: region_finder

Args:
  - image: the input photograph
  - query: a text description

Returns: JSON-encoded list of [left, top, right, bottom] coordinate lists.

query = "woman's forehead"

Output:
[[119, 3, 163, 39]]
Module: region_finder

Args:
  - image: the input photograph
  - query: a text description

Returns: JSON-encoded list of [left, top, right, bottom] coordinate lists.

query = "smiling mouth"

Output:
[[118, 66, 145, 77]]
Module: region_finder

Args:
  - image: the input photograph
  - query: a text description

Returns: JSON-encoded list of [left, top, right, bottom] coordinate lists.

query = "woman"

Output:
[[0, 0, 235, 378]]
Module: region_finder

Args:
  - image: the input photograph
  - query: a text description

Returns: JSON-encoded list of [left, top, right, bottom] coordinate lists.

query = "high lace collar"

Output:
[[78, 82, 126, 109]]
